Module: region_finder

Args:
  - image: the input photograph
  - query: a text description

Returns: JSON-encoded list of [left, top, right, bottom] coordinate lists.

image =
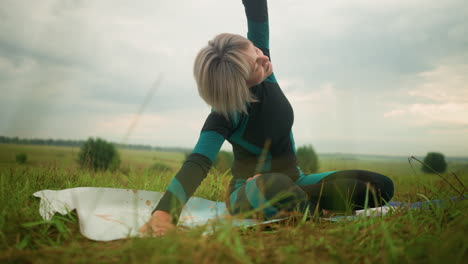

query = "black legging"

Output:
[[299, 170, 394, 211], [227, 170, 394, 218]]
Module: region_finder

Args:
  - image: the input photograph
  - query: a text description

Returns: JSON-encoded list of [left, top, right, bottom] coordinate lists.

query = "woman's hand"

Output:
[[247, 174, 262, 182], [138, 210, 175, 237]]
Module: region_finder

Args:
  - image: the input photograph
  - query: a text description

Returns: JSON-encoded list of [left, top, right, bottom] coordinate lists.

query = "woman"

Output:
[[140, 0, 394, 236]]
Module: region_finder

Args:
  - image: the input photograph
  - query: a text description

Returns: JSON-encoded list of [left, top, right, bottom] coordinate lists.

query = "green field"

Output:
[[0, 144, 467, 263]]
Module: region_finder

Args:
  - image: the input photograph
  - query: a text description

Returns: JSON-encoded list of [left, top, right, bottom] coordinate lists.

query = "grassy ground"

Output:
[[0, 144, 467, 263]]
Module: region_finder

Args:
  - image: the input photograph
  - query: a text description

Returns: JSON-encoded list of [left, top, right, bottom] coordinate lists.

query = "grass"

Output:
[[0, 144, 467, 263]]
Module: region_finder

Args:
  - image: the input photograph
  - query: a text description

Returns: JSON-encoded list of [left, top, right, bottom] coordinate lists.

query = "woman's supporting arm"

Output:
[[152, 130, 225, 223]]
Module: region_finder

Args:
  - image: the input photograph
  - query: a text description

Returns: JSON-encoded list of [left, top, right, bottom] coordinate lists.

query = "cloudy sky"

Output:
[[1, 0, 467, 157]]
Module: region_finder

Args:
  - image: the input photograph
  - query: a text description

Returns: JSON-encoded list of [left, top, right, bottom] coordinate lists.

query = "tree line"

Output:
[[0, 135, 190, 152]]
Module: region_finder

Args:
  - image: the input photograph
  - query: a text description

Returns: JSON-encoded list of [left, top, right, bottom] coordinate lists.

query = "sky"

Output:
[[1, 0, 467, 157]]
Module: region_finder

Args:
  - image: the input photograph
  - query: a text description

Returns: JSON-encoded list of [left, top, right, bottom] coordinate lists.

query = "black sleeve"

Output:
[[152, 112, 233, 223], [153, 153, 212, 223]]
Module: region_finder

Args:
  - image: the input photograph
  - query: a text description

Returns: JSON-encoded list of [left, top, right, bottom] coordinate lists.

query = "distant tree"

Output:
[[296, 145, 319, 173], [421, 152, 447, 174], [78, 138, 120, 171], [0, 135, 195, 152], [15, 153, 27, 164], [214, 151, 234, 173]]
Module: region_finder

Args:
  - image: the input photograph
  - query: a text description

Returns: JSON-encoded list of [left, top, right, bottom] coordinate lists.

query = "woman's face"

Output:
[[245, 43, 273, 87]]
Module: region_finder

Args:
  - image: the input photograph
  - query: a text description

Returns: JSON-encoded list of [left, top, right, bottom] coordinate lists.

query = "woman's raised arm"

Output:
[[243, 0, 270, 52]]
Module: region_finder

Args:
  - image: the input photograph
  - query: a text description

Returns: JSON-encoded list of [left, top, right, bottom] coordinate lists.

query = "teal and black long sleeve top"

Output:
[[153, 0, 300, 221]]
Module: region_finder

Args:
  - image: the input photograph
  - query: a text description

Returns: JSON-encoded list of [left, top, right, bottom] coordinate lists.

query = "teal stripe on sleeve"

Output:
[[247, 20, 269, 49], [265, 73, 277, 83], [167, 178, 187, 204], [290, 131, 296, 154], [192, 131, 225, 163]]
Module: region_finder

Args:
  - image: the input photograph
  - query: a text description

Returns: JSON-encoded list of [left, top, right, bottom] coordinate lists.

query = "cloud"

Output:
[[384, 63, 468, 126], [408, 64, 468, 103], [383, 109, 405, 118], [408, 103, 467, 125]]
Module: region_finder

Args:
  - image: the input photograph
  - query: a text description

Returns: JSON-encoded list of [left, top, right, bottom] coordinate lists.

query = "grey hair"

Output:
[[194, 33, 257, 120]]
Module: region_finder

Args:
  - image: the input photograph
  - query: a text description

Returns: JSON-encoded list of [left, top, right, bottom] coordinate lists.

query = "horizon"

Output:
[[2, 134, 468, 160]]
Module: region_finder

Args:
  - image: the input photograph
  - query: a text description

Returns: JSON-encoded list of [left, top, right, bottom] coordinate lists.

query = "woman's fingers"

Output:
[[138, 222, 148, 232], [150, 221, 175, 237], [247, 174, 262, 182], [152, 227, 169, 237], [138, 222, 170, 237], [138, 223, 154, 237], [137, 210, 174, 237]]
